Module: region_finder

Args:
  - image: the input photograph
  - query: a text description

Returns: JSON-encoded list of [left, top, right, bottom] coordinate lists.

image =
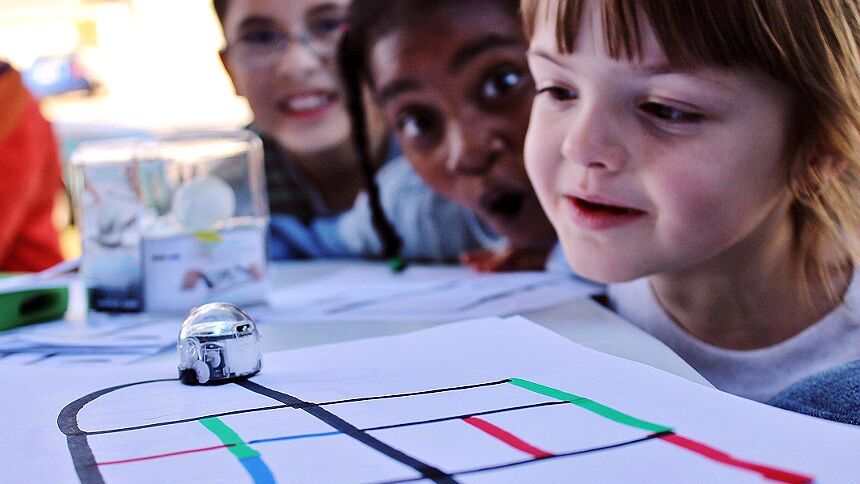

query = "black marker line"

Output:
[[27, 352, 59, 365], [69, 401, 568, 465], [78, 379, 512, 436], [58, 378, 179, 436], [372, 431, 672, 484], [362, 401, 566, 432], [83, 404, 289, 436], [57, 378, 178, 484], [64, 359, 112, 365], [237, 380, 458, 484], [66, 434, 105, 484], [313, 379, 511, 407], [246, 401, 566, 446]]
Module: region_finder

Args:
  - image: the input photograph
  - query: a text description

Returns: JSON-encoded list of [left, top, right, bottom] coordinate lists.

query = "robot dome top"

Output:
[[179, 302, 257, 339]]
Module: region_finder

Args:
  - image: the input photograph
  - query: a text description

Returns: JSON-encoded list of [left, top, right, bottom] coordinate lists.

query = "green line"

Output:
[[508, 378, 672, 433], [199, 417, 260, 459]]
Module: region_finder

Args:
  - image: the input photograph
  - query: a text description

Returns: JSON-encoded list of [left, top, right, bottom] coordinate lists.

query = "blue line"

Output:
[[249, 430, 342, 445], [240, 456, 276, 484]]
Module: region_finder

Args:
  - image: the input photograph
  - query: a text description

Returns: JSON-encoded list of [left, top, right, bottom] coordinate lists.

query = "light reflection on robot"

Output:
[[177, 302, 262, 385]]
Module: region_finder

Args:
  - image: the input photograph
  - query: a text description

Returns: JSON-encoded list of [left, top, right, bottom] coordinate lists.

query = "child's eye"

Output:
[[307, 16, 345, 40], [639, 102, 704, 123], [240, 29, 282, 45], [536, 85, 577, 102], [480, 66, 530, 100], [396, 107, 443, 147]]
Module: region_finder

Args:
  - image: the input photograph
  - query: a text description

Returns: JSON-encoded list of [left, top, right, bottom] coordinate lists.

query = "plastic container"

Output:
[[70, 130, 269, 313]]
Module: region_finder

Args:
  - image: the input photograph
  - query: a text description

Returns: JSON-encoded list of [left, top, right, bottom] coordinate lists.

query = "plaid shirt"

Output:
[[257, 129, 332, 223]]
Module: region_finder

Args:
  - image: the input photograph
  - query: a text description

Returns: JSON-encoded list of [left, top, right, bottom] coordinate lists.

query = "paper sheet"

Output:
[[0, 312, 177, 366], [266, 266, 601, 322], [2, 317, 857, 483]]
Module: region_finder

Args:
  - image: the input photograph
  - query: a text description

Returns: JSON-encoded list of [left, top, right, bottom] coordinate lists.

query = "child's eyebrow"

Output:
[[526, 49, 567, 68], [375, 79, 422, 106], [236, 16, 277, 31], [305, 3, 344, 18], [449, 34, 523, 74], [528, 48, 674, 72]]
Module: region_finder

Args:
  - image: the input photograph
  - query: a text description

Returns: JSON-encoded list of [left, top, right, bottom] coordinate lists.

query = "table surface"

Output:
[[250, 260, 714, 388]]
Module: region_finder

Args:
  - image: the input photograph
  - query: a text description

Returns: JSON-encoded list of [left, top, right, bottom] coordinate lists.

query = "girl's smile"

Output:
[[220, 0, 352, 155], [564, 193, 647, 231], [525, 0, 796, 283], [276, 90, 340, 122]]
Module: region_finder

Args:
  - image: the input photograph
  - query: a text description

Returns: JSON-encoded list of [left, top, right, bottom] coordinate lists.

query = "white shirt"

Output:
[[608, 273, 860, 402]]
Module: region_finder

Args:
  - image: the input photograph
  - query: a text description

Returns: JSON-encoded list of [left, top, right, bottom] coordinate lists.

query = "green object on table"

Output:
[[0, 274, 69, 331], [387, 256, 408, 274]]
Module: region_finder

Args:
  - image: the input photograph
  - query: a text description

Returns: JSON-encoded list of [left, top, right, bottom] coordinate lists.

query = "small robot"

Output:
[[177, 302, 262, 385]]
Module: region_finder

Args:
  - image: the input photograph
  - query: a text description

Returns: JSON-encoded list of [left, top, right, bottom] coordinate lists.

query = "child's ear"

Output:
[[794, 144, 848, 196], [219, 49, 239, 96]]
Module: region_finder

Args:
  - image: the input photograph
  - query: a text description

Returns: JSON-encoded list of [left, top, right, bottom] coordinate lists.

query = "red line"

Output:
[[91, 444, 235, 466], [463, 416, 554, 459], [659, 434, 812, 484]]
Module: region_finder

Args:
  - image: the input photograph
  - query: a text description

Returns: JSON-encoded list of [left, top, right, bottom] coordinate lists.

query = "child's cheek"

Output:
[[649, 164, 730, 252], [524, 131, 559, 214]]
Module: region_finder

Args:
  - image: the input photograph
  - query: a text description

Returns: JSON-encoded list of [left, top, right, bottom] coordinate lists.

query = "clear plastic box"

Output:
[[70, 130, 269, 313]]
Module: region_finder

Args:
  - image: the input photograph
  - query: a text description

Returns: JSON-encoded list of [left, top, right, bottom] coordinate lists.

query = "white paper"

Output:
[[2, 316, 857, 484], [266, 266, 601, 322], [0, 259, 79, 293], [0, 312, 178, 366]]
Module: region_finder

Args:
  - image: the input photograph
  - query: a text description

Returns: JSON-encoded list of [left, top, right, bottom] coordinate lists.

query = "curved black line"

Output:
[[57, 378, 178, 436], [65, 434, 104, 484], [57, 378, 177, 484], [237, 380, 458, 484], [55, 376, 518, 483], [84, 404, 288, 436], [80, 379, 512, 436]]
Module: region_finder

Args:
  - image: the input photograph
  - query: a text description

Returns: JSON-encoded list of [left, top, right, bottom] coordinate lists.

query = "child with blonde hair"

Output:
[[522, 0, 860, 416]]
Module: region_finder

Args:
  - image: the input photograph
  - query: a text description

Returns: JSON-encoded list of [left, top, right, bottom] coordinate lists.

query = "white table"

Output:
[[253, 260, 713, 388]]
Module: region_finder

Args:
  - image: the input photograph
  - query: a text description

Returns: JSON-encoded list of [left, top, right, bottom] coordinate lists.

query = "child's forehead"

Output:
[[525, 0, 746, 73], [224, 0, 346, 30], [529, 4, 669, 70]]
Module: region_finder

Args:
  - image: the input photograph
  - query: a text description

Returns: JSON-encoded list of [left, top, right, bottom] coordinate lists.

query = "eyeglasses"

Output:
[[224, 20, 346, 68]]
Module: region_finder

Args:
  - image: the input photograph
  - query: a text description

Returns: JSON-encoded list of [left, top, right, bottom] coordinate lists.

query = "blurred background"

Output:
[[0, 0, 251, 258]]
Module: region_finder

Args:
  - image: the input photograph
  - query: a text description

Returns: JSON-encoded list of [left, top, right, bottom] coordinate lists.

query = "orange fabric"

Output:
[[0, 67, 63, 272]]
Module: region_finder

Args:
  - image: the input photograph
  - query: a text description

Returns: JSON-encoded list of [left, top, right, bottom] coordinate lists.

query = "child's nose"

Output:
[[275, 39, 326, 79], [445, 122, 506, 176], [560, 101, 627, 172]]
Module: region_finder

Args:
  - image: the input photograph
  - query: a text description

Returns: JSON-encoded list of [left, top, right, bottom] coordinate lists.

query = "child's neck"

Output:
[[291, 141, 366, 213], [649, 208, 850, 350], [290, 99, 390, 214]]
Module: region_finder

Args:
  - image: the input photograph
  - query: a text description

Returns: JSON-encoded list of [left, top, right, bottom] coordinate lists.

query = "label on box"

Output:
[[141, 226, 268, 313]]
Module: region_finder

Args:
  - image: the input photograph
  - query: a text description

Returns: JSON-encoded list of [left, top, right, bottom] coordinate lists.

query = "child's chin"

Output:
[[279, 130, 349, 155], [567, 255, 645, 284]]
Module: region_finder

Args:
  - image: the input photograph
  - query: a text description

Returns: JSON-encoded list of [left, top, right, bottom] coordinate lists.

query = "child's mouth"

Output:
[[567, 196, 645, 230], [277, 92, 338, 120], [573, 197, 641, 215], [483, 191, 525, 218]]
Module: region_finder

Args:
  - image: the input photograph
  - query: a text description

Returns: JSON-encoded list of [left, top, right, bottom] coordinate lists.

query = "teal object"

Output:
[[0, 275, 69, 331], [387, 256, 408, 274]]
